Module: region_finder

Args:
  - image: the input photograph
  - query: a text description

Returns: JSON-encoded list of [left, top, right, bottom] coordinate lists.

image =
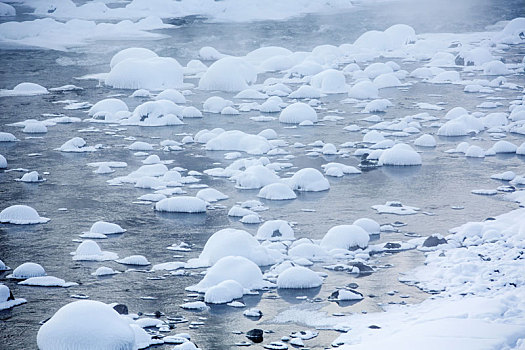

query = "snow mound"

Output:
[[348, 80, 378, 99], [11, 262, 46, 279], [0, 154, 6, 169], [196, 188, 228, 203], [0, 284, 26, 311], [285, 168, 330, 192], [205, 130, 272, 155], [0, 132, 17, 142], [310, 69, 348, 94], [277, 266, 322, 289], [72, 240, 118, 261], [106, 57, 184, 90], [116, 255, 150, 266], [258, 183, 297, 200], [204, 280, 244, 304], [279, 102, 318, 124], [88, 98, 128, 116], [22, 120, 47, 134], [320, 225, 370, 250], [155, 197, 207, 213], [198, 57, 257, 92], [110, 47, 158, 69], [378, 143, 422, 166], [16, 171, 44, 183], [414, 134, 436, 147], [187, 256, 272, 293], [19, 276, 76, 288], [0, 82, 48, 97], [0, 205, 49, 224], [187, 228, 280, 267], [256, 220, 295, 241], [85, 221, 126, 235], [37, 300, 135, 350], [58, 137, 96, 153], [203, 96, 233, 113], [353, 218, 381, 235]]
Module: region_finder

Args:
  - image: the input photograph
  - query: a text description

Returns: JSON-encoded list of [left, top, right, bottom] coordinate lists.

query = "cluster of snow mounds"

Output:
[[187, 256, 274, 293], [0, 205, 49, 224], [198, 57, 257, 92], [37, 300, 136, 350], [155, 197, 207, 213], [106, 48, 184, 90], [205, 130, 272, 155], [187, 228, 281, 268]]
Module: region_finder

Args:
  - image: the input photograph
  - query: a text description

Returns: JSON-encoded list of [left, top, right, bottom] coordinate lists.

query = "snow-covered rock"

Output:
[[0, 205, 49, 224]]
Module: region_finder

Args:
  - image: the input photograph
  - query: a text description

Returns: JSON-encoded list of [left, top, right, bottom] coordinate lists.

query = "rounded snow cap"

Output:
[[0, 205, 49, 224]]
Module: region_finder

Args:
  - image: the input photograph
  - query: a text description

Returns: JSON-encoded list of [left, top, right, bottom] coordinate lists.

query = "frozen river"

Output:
[[1, 0, 524, 349]]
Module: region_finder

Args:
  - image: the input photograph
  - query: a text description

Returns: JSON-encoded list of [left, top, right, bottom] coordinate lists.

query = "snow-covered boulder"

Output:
[[378, 143, 422, 166], [187, 228, 280, 267], [205, 130, 272, 155], [155, 197, 207, 213], [196, 188, 228, 203], [198, 57, 257, 92], [285, 168, 330, 192], [109, 47, 158, 69], [10, 262, 46, 279], [37, 300, 136, 350], [0, 205, 49, 224], [106, 57, 184, 90], [88, 98, 128, 116], [414, 134, 436, 147], [279, 102, 318, 124], [71, 240, 118, 261], [277, 266, 322, 289], [348, 80, 378, 99], [257, 183, 297, 200], [256, 220, 294, 241], [0, 284, 26, 311], [58, 137, 96, 153], [204, 280, 244, 304], [187, 256, 272, 292], [0, 82, 48, 97], [353, 218, 381, 235], [320, 225, 370, 250]]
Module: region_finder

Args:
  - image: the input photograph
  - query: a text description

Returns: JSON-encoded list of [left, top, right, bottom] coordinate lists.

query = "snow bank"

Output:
[[277, 266, 322, 289], [37, 300, 135, 350], [320, 225, 370, 250], [198, 57, 257, 92], [0, 205, 49, 224], [378, 143, 421, 166], [155, 197, 207, 213]]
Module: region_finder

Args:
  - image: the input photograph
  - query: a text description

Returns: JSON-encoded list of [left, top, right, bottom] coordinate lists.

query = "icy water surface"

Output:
[[1, 0, 524, 349]]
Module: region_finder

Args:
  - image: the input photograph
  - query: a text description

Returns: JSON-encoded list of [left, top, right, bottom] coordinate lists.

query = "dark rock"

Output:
[[455, 55, 465, 66], [352, 262, 374, 275], [246, 329, 264, 343], [347, 282, 359, 289], [271, 229, 282, 238], [368, 325, 381, 329], [329, 290, 340, 300], [423, 235, 447, 247], [384, 242, 401, 249], [8, 290, 14, 301], [113, 304, 128, 315], [154, 310, 162, 318]]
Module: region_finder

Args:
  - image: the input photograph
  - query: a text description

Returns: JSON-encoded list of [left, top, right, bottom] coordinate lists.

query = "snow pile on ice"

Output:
[[348, 81, 378, 99], [88, 98, 128, 116], [19, 276, 77, 288], [353, 218, 380, 235], [414, 134, 436, 147], [378, 143, 422, 166], [37, 300, 136, 350], [196, 188, 228, 203], [187, 256, 273, 293], [0, 132, 17, 142], [279, 102, 318, 124], [187, 228, 281, 267], [320, 225, 370, 250], [155, 197, 207, 213], [277, 266, 322, 289], [310, 69, 348, 94], [16, 171, 44, 183], [198, 57, 257, 92], [84, 221, 126, 237], [116, 255, 150, 266], [0, 205, 49, 224]]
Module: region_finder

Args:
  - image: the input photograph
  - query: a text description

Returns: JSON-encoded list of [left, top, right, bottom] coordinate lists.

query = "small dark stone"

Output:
[[455, 55, 465, 66], [368, 325, 381, 329], [113, 304, 129, 315], [154, 310, 162, 318], [329, 290, 340, 300], [271, 229, 282, 238], [8, 290, 15, 301], [246, 329, 264, 343], [352, 262, 374, 275], [423, 235, 447, 248], [347, 283, 359, 289], [384, 242, 401, 249]]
